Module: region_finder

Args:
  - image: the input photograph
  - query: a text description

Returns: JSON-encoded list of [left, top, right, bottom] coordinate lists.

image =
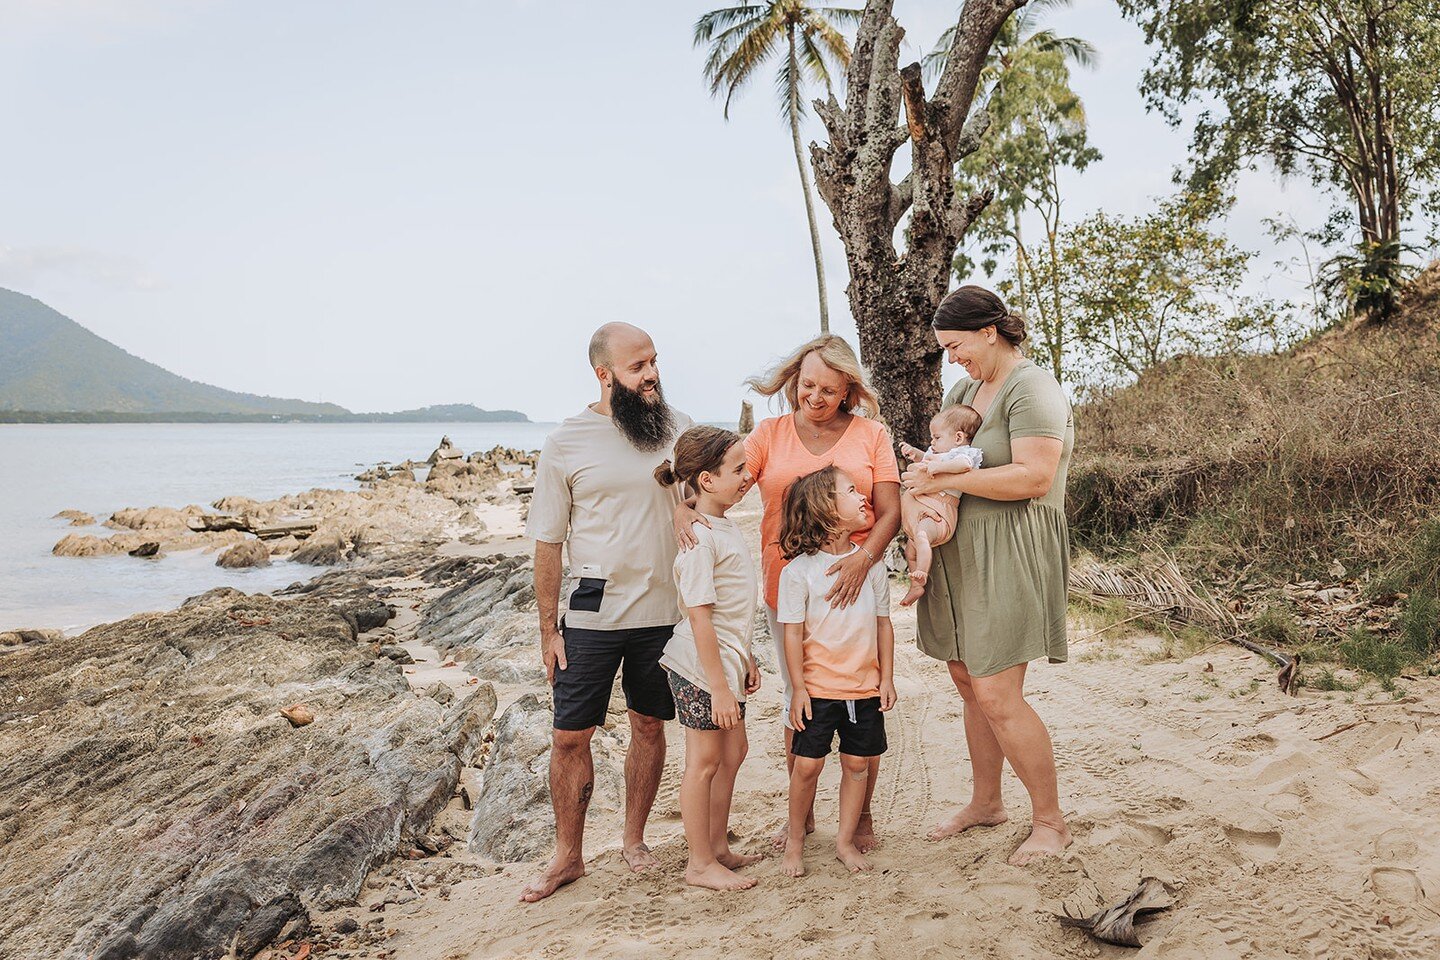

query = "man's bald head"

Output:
[[588, 322, 652, 370]]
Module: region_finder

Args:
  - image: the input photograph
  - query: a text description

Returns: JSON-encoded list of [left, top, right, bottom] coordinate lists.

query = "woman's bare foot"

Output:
[[685, 861, 758, 891], [926, 802, 1009, 841], [854, 812, 879, 853], [519, 854, 586, 902], [771, 812, 815, 850], [900, 573, 928, 607], [1008, 820, 1072, 865], [781, 836, 807, 877], [835, 841, 872, 873], [621, 842, 660, 872]]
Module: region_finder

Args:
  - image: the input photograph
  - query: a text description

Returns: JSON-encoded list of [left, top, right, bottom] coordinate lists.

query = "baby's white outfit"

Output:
[[926, 445, 984, 469]]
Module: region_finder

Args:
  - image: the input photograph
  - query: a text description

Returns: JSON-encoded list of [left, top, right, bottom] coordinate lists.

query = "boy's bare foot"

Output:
[[770, 813, 814, 850], [519, 854, 586, 902], [854, 812, 879, 853], [716, 850, 763, 870], [685, 862, 758, 891], [622, 842, 660, 872], [835, 842, 871, 873], [926, 802, 1009, 841], [1008, 820, 1072, 866], [781, 836, 806, 878]]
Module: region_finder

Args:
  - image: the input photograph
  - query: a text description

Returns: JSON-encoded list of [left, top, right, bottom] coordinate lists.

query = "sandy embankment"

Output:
[[311, 489, 1440, 960]]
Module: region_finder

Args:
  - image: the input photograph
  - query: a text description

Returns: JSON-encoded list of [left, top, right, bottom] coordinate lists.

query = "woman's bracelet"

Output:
[[859, 544, 876, 563]]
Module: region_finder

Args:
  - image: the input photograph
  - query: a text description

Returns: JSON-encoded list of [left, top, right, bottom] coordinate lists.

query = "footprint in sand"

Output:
[[1223, 826, 1282, 862], [1373, 827, 1420, 862], [1370, 866, 1425, 902]]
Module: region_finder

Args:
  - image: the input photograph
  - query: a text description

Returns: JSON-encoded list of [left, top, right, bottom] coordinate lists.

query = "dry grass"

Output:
[[1067, 262, 1440, 677]]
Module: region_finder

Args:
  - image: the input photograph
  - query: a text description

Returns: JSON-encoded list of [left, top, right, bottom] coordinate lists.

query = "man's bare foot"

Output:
[[519, 855, 586, 902], [900, 577, 927, 607], [685, 861, 757, 891], [835, 842, 871, 873], [854, 812, 879, 853], [716, 849, 763, 870], [770, 813, 815, 850], [926, 802, 1009, 841], [781, 837, 806, 878], [1008, 820, 1072, 866], [622, 842, 660, 872]]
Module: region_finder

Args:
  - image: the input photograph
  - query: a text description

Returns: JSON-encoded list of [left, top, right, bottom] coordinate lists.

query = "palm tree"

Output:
[[695, 2, 862, 334], [923, 0, 1097, 84]]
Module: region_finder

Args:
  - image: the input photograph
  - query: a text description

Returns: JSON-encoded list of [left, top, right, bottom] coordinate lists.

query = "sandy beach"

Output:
[[295, 489, 1440, 960]]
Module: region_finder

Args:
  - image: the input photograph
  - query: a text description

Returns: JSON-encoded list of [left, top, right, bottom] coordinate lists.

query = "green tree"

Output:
[[1116, 0, 1440, 321], [696, 2, 862, 334], [927, 0, 1099, 384], [1043, 192, 1296, 389]]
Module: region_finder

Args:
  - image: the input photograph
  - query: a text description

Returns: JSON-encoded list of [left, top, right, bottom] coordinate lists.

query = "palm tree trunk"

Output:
[[789, 27, 830, 334]]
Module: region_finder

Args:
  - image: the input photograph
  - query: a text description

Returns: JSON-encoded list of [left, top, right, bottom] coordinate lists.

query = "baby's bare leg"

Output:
[[901, 522, 942, 606]]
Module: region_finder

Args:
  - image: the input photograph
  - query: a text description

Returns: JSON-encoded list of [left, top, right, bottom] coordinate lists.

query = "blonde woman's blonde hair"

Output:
[[744, 334, 880, 418]]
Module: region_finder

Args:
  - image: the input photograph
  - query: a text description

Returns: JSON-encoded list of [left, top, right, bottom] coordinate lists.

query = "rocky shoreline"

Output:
[[0, 439, 580, 960]]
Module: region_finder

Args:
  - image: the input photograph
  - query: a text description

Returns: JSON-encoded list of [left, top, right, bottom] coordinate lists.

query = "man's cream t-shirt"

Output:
[[658, 517, 758, 700], [526, 405, 693, 631]]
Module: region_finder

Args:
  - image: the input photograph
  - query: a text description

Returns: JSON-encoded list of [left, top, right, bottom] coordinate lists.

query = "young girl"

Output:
[[654, 425, 764, 892], [776, 466, 897, 876]]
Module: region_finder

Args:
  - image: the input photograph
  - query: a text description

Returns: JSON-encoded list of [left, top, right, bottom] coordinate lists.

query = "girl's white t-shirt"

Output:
[[659, 517, 758, 700]]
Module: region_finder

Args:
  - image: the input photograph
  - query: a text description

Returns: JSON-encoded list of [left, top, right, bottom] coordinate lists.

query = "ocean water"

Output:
[[0, 422, 556, 633]]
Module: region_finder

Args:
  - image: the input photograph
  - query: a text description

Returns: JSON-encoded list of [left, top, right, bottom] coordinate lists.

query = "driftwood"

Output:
[[1058, 877, 1175, 947], [252, 521, 317, 541], [186, 515, 250, 533], [187, 514, 316, 540]]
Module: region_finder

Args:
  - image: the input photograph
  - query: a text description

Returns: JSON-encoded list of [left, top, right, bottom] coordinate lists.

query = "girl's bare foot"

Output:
[[519, 854, 586, 902], [1008, 820, 1072, 865], [926, 802, 1008, 841], [686, 862, 758, 891], [781, 837, 806, 877], [835, 841, 871, 873], [900, 573, 928, 607], [770, 812, 814, 850], [854, 812, 879, 853], [716, 849, 763, 870]]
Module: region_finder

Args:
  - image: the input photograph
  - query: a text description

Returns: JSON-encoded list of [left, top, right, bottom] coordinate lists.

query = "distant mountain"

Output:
[[0, 289, 529, 423], [0, 287, 346, 415], [360, 404, 528, 423]]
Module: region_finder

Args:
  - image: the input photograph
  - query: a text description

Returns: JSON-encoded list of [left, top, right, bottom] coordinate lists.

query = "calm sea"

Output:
[[0, 422, 556, 633]]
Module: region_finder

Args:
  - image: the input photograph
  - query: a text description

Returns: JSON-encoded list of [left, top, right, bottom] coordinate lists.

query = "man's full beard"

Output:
[[610, 377, 675, 452]]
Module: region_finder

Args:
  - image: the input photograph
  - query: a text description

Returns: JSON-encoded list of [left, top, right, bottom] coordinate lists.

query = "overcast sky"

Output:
[[0, 0, 1340, 422]]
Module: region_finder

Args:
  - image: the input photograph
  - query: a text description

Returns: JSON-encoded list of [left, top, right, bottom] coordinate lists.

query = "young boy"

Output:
[[776, 466, 897, 876], [898, 404, 983, 606]]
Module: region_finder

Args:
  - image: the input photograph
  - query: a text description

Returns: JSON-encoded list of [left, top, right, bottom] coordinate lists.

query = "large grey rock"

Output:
[[467, 693, 622, 863], [290, 529, 348, 566], [216, 539, 271, 568], [0, 588, 474, 960]]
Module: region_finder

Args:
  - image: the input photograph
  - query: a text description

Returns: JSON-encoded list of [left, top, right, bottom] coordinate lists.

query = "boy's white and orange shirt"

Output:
[[776, 545, 891, 700]]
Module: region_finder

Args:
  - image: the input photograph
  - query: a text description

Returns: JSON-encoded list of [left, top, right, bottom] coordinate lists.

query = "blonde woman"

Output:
[[676, 334, 901, 851]]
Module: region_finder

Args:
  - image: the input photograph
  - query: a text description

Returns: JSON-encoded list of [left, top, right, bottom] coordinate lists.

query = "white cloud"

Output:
[[0, 244, 161, 292]]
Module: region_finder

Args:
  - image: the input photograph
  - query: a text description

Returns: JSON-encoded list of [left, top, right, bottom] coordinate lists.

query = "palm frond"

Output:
[[923, 24, 957, 82], [797, 29, 835, 99], [701, 14, 771, 82], [1031, 30, 1099, 69], [694, 5, 766, 44], [800, 9, 854, 65], [773, 45, 804, 119], [715, 13, 787, 117]]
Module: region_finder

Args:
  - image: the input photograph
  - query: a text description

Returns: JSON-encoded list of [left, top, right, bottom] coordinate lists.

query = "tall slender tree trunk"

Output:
[[789, 28, 831, 334]]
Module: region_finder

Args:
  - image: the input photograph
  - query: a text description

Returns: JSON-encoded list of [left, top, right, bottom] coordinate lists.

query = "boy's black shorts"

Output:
[[552, 622, 677, 731], [790, 696, 887, 758]]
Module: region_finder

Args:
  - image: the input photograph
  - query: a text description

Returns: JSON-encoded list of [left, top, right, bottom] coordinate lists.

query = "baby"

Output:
[[898, 404, 983, 607]]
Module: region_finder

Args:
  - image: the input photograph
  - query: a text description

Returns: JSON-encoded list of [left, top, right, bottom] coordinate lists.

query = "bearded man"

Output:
[[520, 322, 693, 903]]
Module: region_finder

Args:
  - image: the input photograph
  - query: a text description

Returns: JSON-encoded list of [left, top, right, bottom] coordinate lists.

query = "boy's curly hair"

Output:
[[779, 466, 844, 559]]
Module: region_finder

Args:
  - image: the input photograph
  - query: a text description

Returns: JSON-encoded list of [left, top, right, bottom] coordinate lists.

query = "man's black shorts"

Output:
[[552, 622, 677, 731], [790, 696, 887, 758]]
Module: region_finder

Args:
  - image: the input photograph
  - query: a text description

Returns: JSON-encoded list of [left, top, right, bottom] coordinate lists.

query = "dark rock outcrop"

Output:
[[0, 588, 479, 960]]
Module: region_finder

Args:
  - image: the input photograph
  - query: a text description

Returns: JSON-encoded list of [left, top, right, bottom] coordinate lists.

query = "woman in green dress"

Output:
[[901, 285, 1074, 865]]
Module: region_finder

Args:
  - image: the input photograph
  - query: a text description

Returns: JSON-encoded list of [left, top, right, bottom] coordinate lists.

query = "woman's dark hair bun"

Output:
[[932, 285, 1028, 346]]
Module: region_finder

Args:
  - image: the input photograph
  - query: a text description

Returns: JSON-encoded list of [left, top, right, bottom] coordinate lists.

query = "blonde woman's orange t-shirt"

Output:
[[744, 413, 901, 610]]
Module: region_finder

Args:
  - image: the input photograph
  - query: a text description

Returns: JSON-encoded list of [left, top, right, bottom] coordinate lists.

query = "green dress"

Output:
[[916, 360, 1073, 675]]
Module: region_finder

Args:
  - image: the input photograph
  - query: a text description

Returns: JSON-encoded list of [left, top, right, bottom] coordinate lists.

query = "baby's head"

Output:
[[779, 466, 867, 559], [929, 404, 982, 453]]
